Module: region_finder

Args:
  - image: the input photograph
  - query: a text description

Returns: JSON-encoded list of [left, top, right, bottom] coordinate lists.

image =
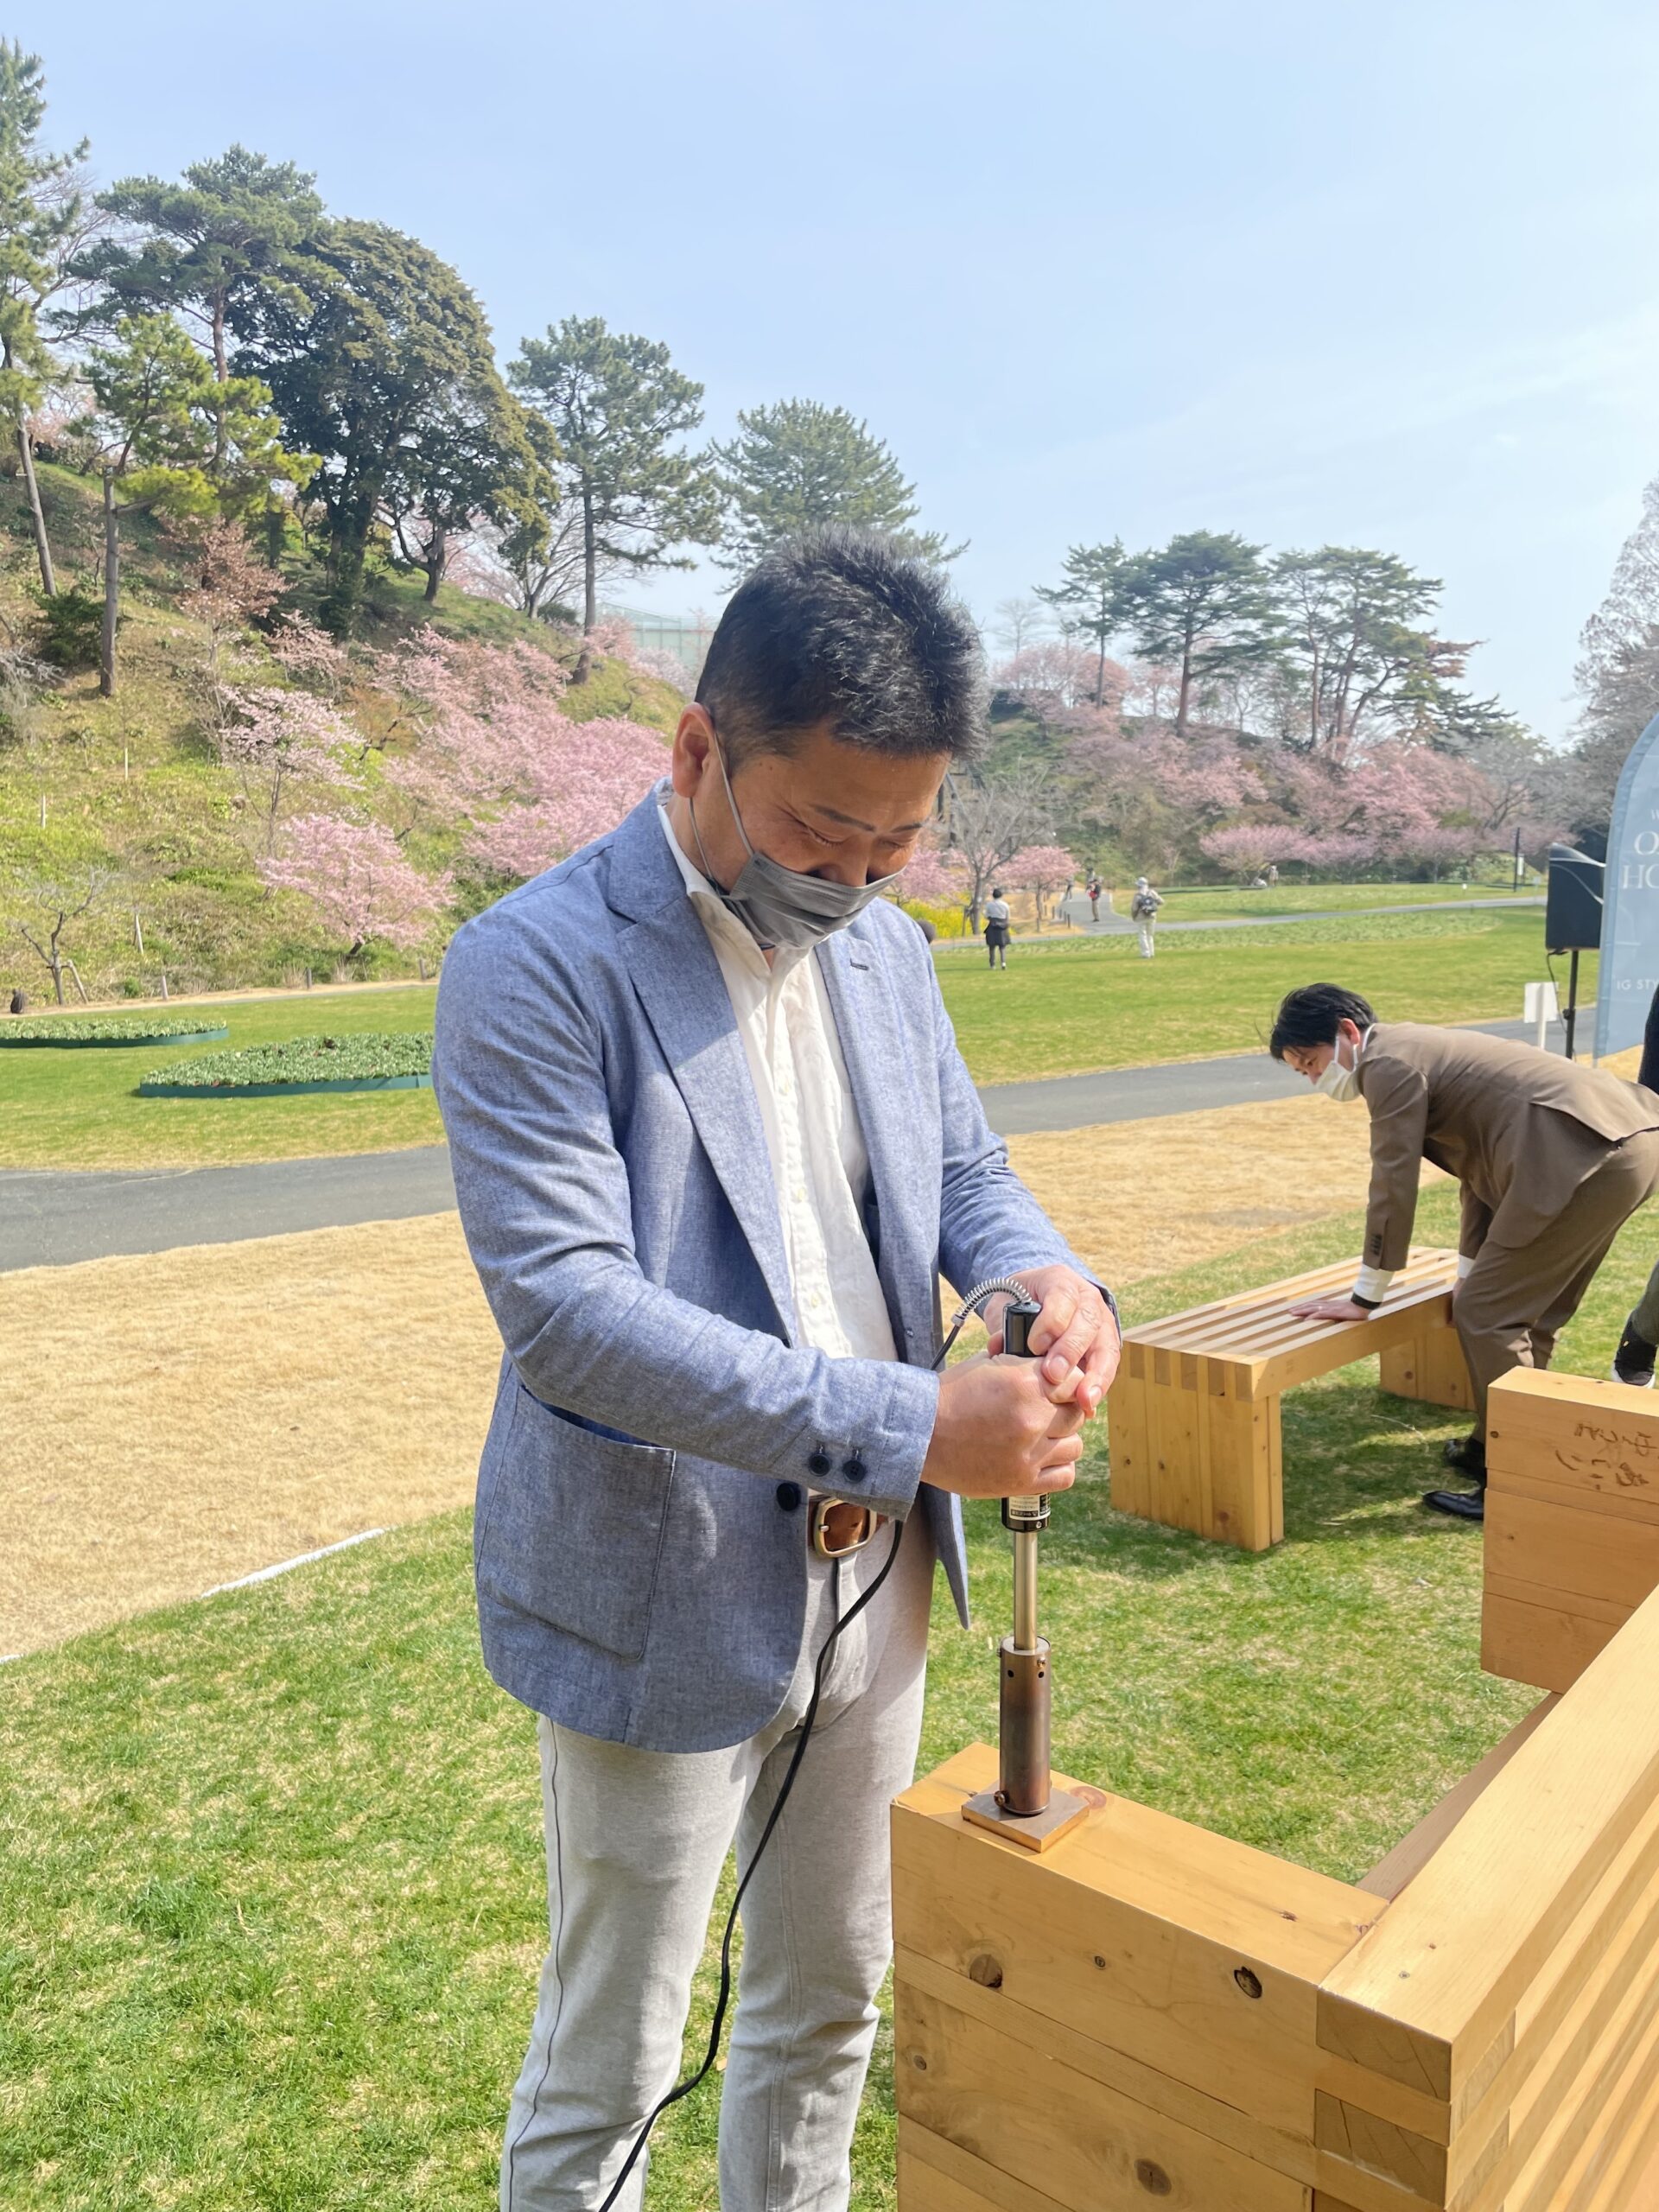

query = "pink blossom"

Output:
[[1199, 824, 1313, 880], [258, 817, 453, 953], [893, 843, 970, 903], [1004, 844, 1080, 893], [381, 634, 666, 874]]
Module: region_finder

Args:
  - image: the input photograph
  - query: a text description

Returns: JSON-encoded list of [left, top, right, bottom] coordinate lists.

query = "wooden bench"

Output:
[[894, 1368, 1659, 2212], [1107, 1245, 1474, 1551]]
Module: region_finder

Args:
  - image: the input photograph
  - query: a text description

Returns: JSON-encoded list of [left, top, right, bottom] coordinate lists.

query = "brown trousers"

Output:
[[1458, 1129, 1659, 1434]]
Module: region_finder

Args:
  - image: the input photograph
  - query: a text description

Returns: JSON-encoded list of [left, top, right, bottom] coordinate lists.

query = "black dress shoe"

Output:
[[1442, 1433, 1486, 1477], [1612, 1314, 1657, 1388], [1423, 1486, 1486, 1522]]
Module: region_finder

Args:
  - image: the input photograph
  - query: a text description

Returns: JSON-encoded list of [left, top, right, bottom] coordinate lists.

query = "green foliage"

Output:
[[711, 397, 959, 575], [32, 579, 101, 667], [508, 315, 720, 631], [0, 1014, 225, 1042], [1035, 539, 1125, 706], [0, 41, 85, 419], [1116, 531, 1282, 735], [140, 1030, 432, 1090], [85, 310, 312, 518], [71, 145, 324, 378], [1271, 545, 1471, 754], [234, 220, 524, 633]]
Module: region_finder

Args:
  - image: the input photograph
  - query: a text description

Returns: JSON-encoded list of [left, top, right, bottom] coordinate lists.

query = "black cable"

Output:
[[595, 1275, 1025, 2209], [598, 1524, 901, 2209]]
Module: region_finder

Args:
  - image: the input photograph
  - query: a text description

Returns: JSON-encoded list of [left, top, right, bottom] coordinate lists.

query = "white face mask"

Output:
[[1314, 1031, 1365, 1101]]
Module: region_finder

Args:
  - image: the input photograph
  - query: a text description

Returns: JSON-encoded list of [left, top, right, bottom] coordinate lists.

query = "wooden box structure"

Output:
[[894, 1370, 1659, 2210], [1107, 1248, 1473, 1553]]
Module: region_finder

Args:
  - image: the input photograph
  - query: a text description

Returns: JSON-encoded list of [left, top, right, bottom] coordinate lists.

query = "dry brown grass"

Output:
[[0, 1213, 499, 1656], [1005, 1090, 1445, 1289], [1, 1081, 1548, 1654]]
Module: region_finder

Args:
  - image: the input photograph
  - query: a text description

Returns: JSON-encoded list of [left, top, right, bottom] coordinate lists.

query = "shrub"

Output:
[[0, 1015, 228, 1044], [139, 1032, 432, 1091], [35, 585, 106, 673]]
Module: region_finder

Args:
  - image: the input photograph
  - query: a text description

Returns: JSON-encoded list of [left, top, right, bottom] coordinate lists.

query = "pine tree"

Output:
[[0, 42, 87, 595], [509, 315, 720, 670], [711, 399, 960, 575]]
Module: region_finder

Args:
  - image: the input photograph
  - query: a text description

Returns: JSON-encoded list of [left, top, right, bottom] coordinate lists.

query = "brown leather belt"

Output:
[[809, 1497, 887, 1559]]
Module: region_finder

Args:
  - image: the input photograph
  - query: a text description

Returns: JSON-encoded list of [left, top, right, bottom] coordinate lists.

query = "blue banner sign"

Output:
[[1596, 710, 1659, 1058]]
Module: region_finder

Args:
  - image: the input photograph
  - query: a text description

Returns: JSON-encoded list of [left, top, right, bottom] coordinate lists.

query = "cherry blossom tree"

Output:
[[1198, 824, 1313, 881], [887, 841, 969, 906], [1005, 842, 1080, 925], [381, 633, 665, 875], [258, 816, 452, 956], [469, 716, 671, 877], [216, 686, 362, 855]]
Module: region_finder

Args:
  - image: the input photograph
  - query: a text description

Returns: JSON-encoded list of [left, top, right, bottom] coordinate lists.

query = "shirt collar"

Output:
[[655, 798, 806, 979]]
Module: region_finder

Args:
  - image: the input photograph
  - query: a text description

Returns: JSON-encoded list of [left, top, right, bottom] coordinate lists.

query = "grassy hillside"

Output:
[[0, 466, 682, 1007]]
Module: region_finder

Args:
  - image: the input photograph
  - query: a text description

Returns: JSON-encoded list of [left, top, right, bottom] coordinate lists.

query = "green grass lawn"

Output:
[[1129, 880, 1536, 921], [10, 1179, 1651, 2209], [942, 907, 1581, 1086], [0, 984, 442, 1171], [2, 912, 1575, 1171]]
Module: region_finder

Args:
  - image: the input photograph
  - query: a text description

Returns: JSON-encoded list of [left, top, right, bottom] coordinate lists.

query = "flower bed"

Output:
[[1, 1017, 231, 1048], [137, 1033, 434, 1097]]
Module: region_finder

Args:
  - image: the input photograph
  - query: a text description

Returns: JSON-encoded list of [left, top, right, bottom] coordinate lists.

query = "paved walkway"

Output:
[[0, 1017, 1571, 1271]]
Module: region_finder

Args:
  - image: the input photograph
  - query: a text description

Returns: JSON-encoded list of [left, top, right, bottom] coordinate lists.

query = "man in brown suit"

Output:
[[1269, 983, 1659, 1521]]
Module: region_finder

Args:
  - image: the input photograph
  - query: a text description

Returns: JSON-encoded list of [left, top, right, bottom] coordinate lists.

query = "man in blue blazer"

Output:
[[435, 531, 1121, 2211]]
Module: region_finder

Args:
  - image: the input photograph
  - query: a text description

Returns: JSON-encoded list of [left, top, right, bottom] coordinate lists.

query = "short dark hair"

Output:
[[1269, 983, 1377, 1060], [991, 887, 1004, 898], [696, 528, 986, 768]]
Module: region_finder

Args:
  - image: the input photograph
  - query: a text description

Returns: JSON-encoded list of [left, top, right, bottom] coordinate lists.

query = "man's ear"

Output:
[[671, 705, 715, 798]]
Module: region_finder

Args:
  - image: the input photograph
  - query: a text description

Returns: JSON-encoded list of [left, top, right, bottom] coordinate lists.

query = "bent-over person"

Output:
[[1270, 983, 1659, 1521]]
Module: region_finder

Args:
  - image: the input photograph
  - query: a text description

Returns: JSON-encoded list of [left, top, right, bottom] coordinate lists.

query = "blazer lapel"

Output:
[[618, 896, 798, 1346], [817, 927, 936, 1363]]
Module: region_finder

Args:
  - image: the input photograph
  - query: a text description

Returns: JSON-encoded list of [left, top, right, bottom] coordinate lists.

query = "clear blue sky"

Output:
[[28, 0, 1659, 739]]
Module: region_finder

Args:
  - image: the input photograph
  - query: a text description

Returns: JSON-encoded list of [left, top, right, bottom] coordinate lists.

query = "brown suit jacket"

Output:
[[1354, 1023, 1659, 1272]]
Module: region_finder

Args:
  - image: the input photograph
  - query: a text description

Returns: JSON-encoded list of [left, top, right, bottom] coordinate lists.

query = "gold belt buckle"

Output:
[[810, 1497, 878, 1560]]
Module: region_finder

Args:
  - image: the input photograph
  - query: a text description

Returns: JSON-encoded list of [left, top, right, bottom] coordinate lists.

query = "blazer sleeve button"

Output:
[[775, 1481, 804, 1512], [807, 1448, 832, 1477], [842, 1454, 868, 1482]]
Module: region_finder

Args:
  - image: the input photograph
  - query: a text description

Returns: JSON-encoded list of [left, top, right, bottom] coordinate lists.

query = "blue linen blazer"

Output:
[[433, 789, 1097, 1751]]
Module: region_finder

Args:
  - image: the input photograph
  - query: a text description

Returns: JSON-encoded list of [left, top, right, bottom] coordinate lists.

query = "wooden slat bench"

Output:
[[1107, 1245, 1474, 1551], [895, 1369, 1659, 2212]]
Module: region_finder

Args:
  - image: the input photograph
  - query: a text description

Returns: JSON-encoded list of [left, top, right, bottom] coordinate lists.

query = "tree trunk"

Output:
[[264, 499, 285, 568], [1174, 657, 1192, 741], [423, 523, 446, 601], [100, 472, 119, 697], [574, 488, 597, 683], [18, 418, 54, 597], [1095, 636, 1107, 709]]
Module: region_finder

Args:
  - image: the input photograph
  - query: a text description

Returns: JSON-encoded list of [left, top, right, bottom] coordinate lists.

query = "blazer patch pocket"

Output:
[[480, 1388, 677, 1661]]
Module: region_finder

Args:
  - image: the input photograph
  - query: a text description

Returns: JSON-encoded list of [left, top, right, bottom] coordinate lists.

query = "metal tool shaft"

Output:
[[1011, 1527, 1039, 1652]]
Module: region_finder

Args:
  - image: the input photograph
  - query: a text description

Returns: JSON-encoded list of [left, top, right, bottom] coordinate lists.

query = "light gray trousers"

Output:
[[500, 1513, 935, 2212]]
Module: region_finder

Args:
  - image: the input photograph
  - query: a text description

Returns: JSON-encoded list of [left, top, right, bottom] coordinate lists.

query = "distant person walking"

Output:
[[1130, 875, 1162, 959], [1086, 873, 1103, 922], [984, 887, 1012, 969]]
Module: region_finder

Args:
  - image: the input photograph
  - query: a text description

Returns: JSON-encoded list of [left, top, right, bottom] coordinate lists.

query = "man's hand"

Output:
[[921, 1353, 1087, 1499], [986, 1264, 1120, 1416], [1287, 1295, 1371, 1324]]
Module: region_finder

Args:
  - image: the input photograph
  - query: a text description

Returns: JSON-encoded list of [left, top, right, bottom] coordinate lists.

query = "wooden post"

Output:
[[159, 971, 168, 1001], [132, 911, 144, 957]]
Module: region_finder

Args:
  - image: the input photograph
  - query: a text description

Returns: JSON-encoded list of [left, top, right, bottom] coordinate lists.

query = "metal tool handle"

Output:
[[1000, 1298, 1048, 1534]]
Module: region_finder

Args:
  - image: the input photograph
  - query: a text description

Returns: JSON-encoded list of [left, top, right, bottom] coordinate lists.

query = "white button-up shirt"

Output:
[[658, 805, 898, 1365]]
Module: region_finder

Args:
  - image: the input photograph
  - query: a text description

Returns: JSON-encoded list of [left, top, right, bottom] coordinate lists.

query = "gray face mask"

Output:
[[690, 735, 896, 950]]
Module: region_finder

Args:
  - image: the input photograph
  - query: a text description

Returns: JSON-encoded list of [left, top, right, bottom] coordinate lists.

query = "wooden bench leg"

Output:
[[1378, 1316, 1473, 1414], [1108, 1346, 1280, 1551]]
